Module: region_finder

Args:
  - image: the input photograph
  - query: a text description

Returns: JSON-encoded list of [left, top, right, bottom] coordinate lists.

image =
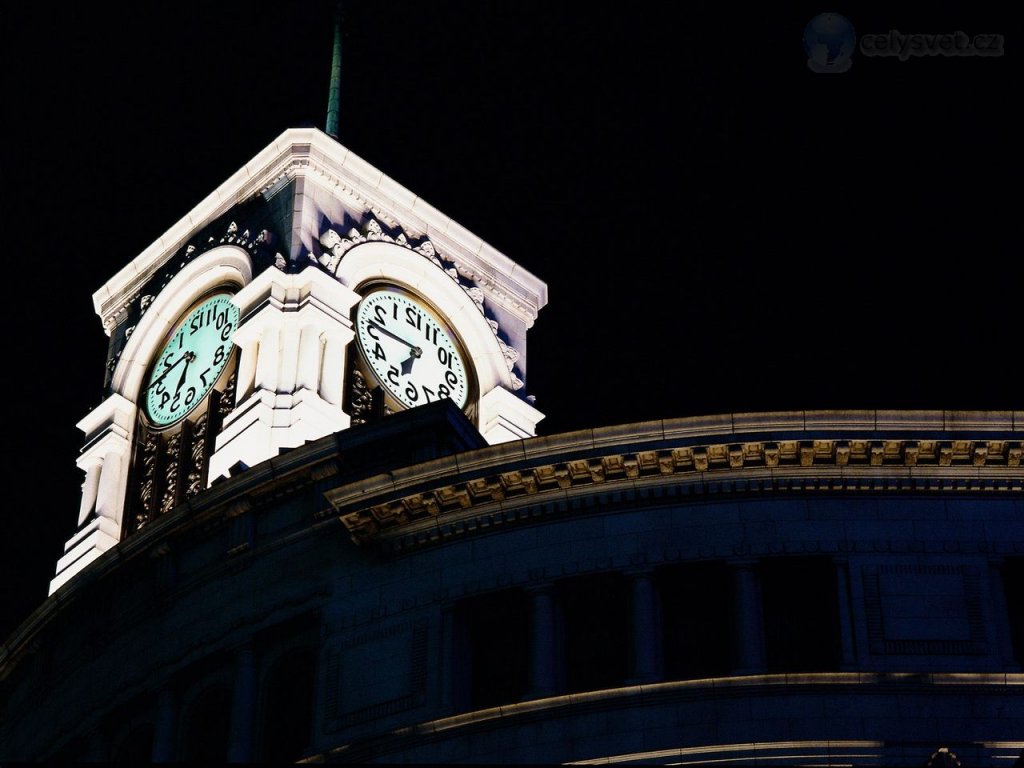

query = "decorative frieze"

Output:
[[332, 436, 1024, 546]]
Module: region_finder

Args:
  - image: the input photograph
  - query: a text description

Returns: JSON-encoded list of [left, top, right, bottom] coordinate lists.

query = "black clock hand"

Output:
[[369, 320, 422, 356], [174, 352, 195, 394], [146, 351, 190, 390]]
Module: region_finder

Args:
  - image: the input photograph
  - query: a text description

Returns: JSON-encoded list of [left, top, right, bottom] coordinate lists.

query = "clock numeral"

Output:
[[405, 306, 422, 330], [374, 304, 387, 324], [391, 301, 398, 320], [422, 386, 435, 403], [160, 391, 171, 408], [387, 365, 400, 386], [185, 386, 197, 406], [404, 382, 419, 402], [438, 347, 453, 369], [213, 345, 226, 366], [220, 322, 232, 342], [373, 342, 386, 361], [445, 369, 458, 387], [437, 383, 451, 399], [199, 368, 211, 388], [170, 392, 182, 412]]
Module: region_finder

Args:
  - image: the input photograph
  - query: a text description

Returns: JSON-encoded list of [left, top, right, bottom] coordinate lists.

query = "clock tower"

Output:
[[51, 128, 547, 594]]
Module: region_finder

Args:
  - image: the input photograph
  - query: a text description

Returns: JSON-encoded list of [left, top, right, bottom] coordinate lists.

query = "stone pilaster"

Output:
[[209, 266, 361, 481]]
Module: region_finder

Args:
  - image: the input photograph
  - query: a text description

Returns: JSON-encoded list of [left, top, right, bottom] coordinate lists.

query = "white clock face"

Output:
[[355, 288, 470, 410], [143, 294, 239, 426]]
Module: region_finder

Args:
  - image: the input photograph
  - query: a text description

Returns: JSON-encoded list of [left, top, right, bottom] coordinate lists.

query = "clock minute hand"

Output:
[[369, 320, 421, 353], [146, 351, 190, 390]]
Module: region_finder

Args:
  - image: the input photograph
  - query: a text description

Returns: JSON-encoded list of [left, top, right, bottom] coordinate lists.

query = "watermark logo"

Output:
[[804, 14, 1005, 72], [860, 30, 1004, 59], [803, 13, 856, 73]]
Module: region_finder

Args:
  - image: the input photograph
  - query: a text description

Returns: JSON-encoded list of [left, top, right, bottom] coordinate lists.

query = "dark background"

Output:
[[2, 2, 1017, 640]]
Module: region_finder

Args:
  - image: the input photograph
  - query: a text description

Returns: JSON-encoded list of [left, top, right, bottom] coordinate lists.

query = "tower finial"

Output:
[[326, 2, 343, 139]]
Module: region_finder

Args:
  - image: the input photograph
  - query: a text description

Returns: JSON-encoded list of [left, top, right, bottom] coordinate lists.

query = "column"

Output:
[[526, 584, 557, 699], [209, 267, 360, 482], [988, 559, 1019, 669], [440, 603, 465, 712], [732, 560, 765, 674], [296, 325, 322, 393], [77, 460, 102, 527], [834, 558, 856, 669], [627, 569, 660, 684], [94, 446, 127, 522], [151, 687, 178, 762], [235, 338, 259, 403], [319, 336, 346, 407], [227, 643, 257, 762], [254, 326, 280, 393]]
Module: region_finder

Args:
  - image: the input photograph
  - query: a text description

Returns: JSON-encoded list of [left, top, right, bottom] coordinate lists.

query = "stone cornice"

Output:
[[92, 129, 547, 333], [326, 410, 1023, 548]]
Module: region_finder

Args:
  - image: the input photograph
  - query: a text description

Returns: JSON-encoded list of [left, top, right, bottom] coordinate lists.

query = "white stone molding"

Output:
[[92, 129, 546, 336], [208, 266, 361, 481], [50, 393, 137, 594], [477, 386, 546, 445], [111, 246, 253, 400]]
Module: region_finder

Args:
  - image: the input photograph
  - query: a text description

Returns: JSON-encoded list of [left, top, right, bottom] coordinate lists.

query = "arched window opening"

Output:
[[260, 648, 317, 762], [182, 683, 231, 761]]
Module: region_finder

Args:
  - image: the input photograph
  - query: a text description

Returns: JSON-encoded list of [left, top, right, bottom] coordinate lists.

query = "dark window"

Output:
[[112, 723, 154, 762], [1003, 558, 1024, 665], [460, 589, 530, 708], [659, 562, 734, 679], [559, 573, 630, 693], [261, 649, 317, 762], [761, 557, 841, 672], [183, 683, 231, 761]]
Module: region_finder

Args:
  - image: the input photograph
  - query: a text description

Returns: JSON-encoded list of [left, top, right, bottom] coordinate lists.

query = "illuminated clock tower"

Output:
[[51, 127, 547, 593]]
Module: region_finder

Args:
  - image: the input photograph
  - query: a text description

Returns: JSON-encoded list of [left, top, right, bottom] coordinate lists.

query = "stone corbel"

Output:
[[477, 386, 545, 445]]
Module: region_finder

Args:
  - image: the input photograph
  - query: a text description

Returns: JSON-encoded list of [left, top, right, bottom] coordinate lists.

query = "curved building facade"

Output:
[[2, 404, 1022, 765], [1, 127, 1021, 766]]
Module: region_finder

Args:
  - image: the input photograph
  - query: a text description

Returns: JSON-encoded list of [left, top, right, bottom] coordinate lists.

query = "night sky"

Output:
[[2, 3, 1018, 640]]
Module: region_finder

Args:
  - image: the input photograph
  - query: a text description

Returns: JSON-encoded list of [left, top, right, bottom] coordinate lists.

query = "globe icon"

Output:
[[803, 13, 856, 72]]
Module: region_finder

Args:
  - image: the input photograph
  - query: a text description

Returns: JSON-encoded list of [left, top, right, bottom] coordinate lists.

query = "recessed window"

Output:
[[761, 557, 841, 672]]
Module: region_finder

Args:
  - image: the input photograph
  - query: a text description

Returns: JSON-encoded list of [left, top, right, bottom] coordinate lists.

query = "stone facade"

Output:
[[2, 403, 1021, 764]]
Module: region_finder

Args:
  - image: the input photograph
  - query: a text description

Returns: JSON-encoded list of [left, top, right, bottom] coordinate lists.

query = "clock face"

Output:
[[355, 288, 470, 410], [143, 293, 240, 427]]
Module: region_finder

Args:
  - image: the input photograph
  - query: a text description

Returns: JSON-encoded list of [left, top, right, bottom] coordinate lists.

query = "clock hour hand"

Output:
[[400, 349, 423, 376]]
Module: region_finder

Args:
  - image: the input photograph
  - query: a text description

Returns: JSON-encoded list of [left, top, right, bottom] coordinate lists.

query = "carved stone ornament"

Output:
[[349, 369, 373, 426], [317, 215, 526, 389], [137, 432, 160, 531], [185, 414, 208, 498], [160, 434, 182, 516], [220, 372, 238, 421]]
